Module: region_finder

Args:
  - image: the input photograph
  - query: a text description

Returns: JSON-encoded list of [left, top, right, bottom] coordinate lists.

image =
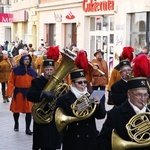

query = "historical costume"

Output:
[[6, 55, 37, 135]]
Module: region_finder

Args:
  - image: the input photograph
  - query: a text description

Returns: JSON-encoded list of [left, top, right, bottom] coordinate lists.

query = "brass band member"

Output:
[[95, 77, 150, 150], [111, 60, 132, 106], [56, 69, 106, 150], [27, 59, 61, 150], [107, 46, 134, 105]]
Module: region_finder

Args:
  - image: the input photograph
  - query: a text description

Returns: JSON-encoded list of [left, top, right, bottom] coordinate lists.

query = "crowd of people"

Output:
[[0, 39, 150, 150]]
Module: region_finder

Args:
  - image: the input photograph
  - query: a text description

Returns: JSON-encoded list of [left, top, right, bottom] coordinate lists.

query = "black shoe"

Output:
[[3, 100, 7, 103], [6, 99, 9, 102], [14, 123, 19, 131], [26, 129, 33, 135]]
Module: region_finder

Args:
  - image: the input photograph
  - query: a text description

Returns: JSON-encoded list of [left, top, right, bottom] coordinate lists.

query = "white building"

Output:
[[11, 0, 150, 71]]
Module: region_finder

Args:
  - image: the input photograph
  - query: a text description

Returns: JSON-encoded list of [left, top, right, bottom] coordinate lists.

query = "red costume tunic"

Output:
[[6, 55, 37, 113]]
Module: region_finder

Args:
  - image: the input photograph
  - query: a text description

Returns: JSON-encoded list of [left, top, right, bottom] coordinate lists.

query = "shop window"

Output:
[[90, 36, 95, 58], [96, 36, 101, 49], [0, 7, 4, 13], [110, 17, 114, 30], [90, 15, 114, 61], [90, 17, 95, 31], [130, 13, 146, 54], [90, 16, 111, 31], [139, 21, 145, 31], [64, 23, 76, 49], [45, 24, 56, 46]]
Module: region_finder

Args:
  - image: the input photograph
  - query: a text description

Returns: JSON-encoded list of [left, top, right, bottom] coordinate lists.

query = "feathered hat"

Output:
[[75, 50, 89, 75], [121, 46, 134, 62], [47, 46, 60, 62], [132, 54, 150, 78]]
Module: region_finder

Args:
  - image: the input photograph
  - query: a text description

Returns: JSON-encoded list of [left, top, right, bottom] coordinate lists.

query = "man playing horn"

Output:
[[95, 77, 150, 150], [56, 69, 106, 150]]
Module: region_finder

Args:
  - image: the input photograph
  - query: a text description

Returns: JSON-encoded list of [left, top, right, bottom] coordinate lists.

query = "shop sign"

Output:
[[0, 13, 13, 23], [63, 9, 76, 22], [82, 0, 114, 12], [54, 12, 62, 22]]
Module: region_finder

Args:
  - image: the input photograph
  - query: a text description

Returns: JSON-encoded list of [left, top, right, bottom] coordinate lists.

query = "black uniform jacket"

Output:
[[27, 75, 61, 149], [56, 90, 106, 150], [111, 79, 128, 106], [95, 100, 150, 150]]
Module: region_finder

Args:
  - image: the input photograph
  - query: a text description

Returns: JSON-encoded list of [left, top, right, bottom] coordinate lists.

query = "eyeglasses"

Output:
[[130, 91, 149, 99], [121, 69, 132, 73], [75, 80, 87, 85]]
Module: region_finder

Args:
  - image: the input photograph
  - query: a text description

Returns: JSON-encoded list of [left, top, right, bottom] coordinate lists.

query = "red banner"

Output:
[[0, 13, 13, 23]]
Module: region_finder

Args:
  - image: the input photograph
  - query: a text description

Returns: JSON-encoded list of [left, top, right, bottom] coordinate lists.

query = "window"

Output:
[[90, 16, 110, 31], [0, 7, 4, 13], [45, 24, 56, 46], [130, 13, 146, 54]]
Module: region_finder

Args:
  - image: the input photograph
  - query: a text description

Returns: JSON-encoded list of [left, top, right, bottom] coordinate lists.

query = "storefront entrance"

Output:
[[89, 15, 114, 72]]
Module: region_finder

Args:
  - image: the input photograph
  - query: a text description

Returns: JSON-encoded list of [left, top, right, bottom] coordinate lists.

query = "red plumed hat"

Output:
[[121, 46, 134, 62], [132, 54, 150, 78], [75, 50, 89, 74], [47, 46, 60, 61]]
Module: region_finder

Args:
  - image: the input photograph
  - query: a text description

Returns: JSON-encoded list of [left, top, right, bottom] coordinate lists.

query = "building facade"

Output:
[[0, 0, 12, 43], [11, 0, 150, 70]]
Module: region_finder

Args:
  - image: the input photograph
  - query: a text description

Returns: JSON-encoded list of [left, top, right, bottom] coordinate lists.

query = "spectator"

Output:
[[6, 55, 37, 135]]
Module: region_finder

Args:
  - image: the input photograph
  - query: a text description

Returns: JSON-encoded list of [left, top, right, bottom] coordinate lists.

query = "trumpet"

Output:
[[64, 48, 105, 76]]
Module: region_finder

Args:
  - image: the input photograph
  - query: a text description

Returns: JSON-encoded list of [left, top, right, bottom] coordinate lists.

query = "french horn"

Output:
[[112, 109, 150, 149], [55, 93, 96, 133]]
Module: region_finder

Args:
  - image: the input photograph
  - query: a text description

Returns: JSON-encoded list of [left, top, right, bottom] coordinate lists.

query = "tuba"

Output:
[[112, 110, 150, 150], [55, 93, 96, 133], [32, 53, 75, 124]]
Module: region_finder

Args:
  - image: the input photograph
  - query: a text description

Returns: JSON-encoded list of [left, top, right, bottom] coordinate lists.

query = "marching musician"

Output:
[[107, 46, 134, 105], [95, 77, 150, 150], [27, 59, 61, 150], [111, 60, 132, 106], [56, 69, 106, 150]]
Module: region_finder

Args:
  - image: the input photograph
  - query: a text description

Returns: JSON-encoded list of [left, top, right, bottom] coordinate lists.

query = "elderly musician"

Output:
[[111, 60, 132, 106], [56, 69, 106, 150], [107, 46, 134, 105], [27, 59, 61, 150], [95, 77, 150, 150]]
